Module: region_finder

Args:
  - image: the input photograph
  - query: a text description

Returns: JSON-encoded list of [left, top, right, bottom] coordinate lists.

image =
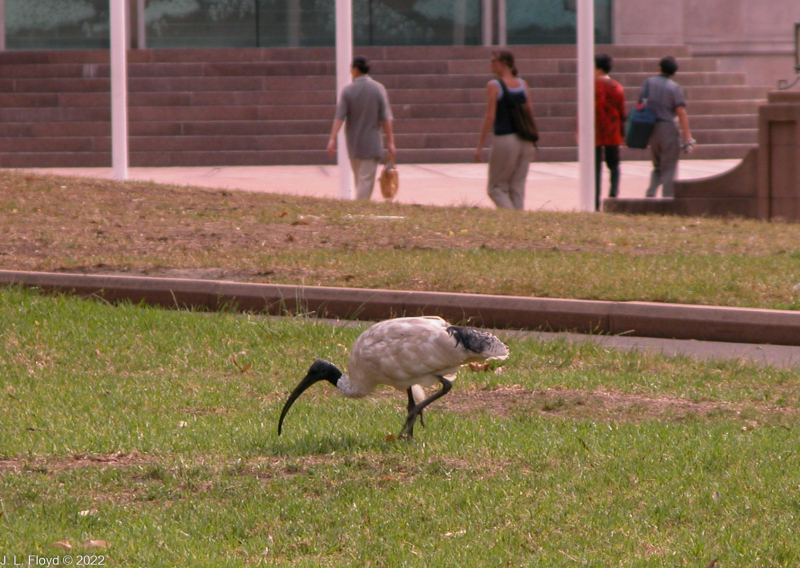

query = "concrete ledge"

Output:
[[602, 148, 762, 220], [674, 148, 758, 199], [2, 270, 800, 346]]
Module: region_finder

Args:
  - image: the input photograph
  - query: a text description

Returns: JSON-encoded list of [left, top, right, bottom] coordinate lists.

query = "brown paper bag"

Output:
[[379, 158, 399, 200]]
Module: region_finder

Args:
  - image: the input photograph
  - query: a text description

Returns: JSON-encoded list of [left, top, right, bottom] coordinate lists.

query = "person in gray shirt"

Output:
[[640, 56, 695, 198], [327, 56, 396, 200]]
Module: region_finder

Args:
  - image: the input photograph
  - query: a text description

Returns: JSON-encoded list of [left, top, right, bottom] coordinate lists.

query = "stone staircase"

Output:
[[0, 45, 767, 167]]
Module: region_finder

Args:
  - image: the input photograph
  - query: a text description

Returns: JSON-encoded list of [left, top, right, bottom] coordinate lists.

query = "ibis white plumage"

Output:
[[278, 316, 509, 439]]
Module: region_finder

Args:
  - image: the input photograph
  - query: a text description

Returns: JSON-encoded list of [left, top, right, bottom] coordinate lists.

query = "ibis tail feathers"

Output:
[[447, 326, 509, 361]]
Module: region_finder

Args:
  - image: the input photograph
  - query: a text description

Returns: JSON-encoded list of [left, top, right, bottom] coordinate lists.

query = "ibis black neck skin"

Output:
[[277, 359, 342, 435]]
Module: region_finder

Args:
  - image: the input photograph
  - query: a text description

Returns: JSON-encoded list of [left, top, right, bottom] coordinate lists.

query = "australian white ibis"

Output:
[[278, 316, 509, 439]]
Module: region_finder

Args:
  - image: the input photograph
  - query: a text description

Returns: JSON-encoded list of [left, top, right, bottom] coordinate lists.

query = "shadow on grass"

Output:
[[244, 432, 405, 457]]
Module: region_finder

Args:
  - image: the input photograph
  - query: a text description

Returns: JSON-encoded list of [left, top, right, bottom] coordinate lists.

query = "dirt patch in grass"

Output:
[[0, 451, 510, 485], [0, 451, 154, 474], [324, 384, 792, 428], [441, 385, 793, 426]]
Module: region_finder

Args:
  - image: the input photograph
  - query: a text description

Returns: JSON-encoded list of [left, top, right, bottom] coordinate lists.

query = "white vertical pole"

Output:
[[110, 0, 129, 181], [497, 0, 506, 46], [335, 0, 353, 199], [577, 0, 595, 212], [482, 0, 492, 46]]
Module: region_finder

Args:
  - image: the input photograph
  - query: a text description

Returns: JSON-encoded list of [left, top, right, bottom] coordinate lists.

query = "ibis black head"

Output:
[[277, 359, 342, 435]]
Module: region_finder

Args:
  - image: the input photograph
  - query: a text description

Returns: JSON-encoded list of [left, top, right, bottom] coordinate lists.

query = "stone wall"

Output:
[[614, 0, 800, 88]]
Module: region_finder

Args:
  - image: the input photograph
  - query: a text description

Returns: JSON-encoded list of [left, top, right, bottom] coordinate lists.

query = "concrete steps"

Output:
[[0, 45, 767, 167]]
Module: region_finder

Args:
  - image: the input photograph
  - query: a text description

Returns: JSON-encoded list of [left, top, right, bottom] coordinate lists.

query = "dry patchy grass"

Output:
[[4, 170, 800, 308], [3, 169, 800, 272]]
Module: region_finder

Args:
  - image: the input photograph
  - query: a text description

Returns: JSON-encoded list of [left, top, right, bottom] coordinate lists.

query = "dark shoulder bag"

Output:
[[499, 79, 539, 146], [625, 79, 658, 149]]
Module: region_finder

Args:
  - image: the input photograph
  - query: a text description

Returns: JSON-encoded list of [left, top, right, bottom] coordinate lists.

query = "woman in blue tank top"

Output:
[[475, 50, 536, 210]]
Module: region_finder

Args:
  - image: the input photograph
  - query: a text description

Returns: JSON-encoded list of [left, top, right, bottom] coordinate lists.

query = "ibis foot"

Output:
[[399, 414, 418, 440]]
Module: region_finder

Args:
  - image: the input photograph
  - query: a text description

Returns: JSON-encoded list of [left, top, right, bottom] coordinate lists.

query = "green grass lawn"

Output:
[[2, 287, 799, 566]]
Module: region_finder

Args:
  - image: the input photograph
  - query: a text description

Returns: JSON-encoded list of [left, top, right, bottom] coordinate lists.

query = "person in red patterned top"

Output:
[[594, 54, 627, 211]]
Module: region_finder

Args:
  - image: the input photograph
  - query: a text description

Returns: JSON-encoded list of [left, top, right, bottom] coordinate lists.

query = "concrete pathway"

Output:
[[15, 159, 740, 212], [524, 330, 800, 369]]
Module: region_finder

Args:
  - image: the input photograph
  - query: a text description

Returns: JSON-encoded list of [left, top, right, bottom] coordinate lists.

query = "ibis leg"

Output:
[[400, 377, 452, 439], [406, 388, 425, 428]]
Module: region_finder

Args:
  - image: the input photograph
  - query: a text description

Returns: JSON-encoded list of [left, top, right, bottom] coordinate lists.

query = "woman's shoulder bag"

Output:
[[499, 79, 539, 146]]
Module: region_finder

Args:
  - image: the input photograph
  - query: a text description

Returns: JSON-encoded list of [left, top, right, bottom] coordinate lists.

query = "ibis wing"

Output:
[[349, 317, 475, 390]]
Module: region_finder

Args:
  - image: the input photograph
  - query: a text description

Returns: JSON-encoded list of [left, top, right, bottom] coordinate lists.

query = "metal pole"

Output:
[[482, 0, 492, 46], [255, 0, 260, 47], [453, 0, 466, 46], [577, 0, 595, 212], [288, 0, 301, 47], [0, 0, 6, 51], [336, 0, 353, 199], [497, 0, 506, 46], [137, 0, 146, 49], [110, 0, 129, 181], [368, 0, 373, 46]]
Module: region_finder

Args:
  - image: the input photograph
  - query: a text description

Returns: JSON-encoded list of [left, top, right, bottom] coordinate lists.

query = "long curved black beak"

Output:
[[278, 373, 323, 435], [277, 360, 342, 435]]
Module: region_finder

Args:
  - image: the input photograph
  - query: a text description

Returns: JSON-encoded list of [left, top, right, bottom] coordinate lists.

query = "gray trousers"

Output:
[[487, 134, 535, 210], [350, 158, 380, 200], [645, 120, 681, 198]]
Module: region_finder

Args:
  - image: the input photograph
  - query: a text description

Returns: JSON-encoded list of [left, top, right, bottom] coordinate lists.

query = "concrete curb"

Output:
[[2, 270, 800, 346]]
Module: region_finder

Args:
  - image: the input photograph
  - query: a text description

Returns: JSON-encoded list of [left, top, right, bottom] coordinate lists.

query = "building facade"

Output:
[[0, 0, 798, 88], [614, 0, 800, 89], [1, 0, 611, 50]]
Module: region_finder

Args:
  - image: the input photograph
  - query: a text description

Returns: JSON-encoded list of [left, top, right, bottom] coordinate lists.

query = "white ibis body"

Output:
[[277, 316, 509, 439]]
